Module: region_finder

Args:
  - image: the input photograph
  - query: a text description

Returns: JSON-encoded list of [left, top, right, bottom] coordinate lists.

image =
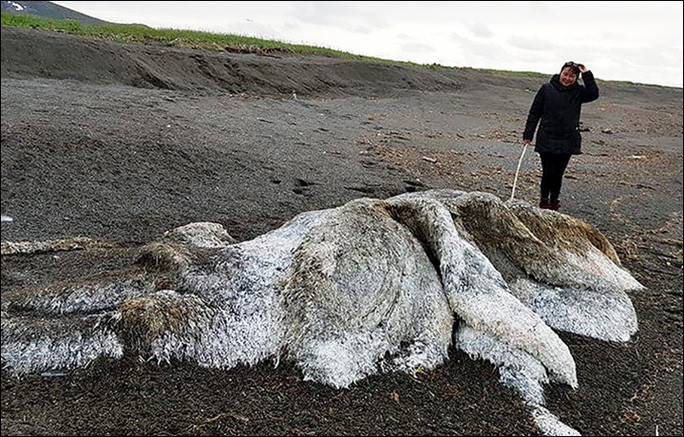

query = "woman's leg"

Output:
[[539, 152, 553, 203], [549, 154, 572, 203], [539, 153, 572, 209]]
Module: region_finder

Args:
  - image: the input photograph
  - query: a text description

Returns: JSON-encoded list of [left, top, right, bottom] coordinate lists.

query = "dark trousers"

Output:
[[539, 152, 572, 201]]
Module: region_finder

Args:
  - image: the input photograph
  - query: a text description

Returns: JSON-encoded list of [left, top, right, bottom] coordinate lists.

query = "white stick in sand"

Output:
[[509, 143, 528, 202]]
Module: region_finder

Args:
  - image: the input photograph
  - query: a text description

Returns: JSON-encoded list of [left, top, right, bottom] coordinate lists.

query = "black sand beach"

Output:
[[1, 26, 682, 436]]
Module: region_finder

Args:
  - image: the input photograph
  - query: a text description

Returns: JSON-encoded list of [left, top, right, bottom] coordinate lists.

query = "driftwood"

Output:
[[1, 190, 641, 436]]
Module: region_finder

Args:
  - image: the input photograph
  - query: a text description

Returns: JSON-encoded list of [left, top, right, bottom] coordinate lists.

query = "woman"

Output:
[[523, 61, 599, 210]]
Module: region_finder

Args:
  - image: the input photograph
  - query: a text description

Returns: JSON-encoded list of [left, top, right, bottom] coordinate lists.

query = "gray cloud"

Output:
[[469, 22, 494, 38], [508, 35, 554, 52], [291, 1, 390, 31], [400, 41, 437, 55]]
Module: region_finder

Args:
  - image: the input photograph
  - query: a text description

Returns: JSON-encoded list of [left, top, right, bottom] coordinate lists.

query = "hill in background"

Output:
[[1, 0, 108, 24]]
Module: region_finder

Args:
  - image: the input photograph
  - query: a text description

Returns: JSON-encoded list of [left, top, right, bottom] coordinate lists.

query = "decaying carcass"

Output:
[[1, 190, 642, 436]]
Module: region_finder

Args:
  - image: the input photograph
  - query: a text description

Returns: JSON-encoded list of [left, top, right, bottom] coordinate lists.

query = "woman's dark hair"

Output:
[[561, 61, 580, 75]]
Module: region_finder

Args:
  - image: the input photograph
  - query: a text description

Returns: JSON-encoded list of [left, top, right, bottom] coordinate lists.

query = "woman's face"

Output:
[[560, 67, 578, 86]]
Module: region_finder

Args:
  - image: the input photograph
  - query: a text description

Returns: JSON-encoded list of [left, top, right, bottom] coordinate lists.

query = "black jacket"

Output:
[[523, 71, 599, 154]]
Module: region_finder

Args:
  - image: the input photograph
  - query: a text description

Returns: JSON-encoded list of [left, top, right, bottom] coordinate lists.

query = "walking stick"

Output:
[[509, 143, 528, 202]]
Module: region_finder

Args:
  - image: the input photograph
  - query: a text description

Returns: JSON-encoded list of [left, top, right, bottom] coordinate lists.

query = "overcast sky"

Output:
[[53, 1, 683, 88]]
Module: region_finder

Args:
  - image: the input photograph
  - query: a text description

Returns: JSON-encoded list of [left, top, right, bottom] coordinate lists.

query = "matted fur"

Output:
[[1, 190, 642, 435]]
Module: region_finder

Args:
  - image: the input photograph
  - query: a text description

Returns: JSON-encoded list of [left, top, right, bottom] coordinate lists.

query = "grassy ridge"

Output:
[[1, 12, 384, 60], [1, 12, 558, 81]]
